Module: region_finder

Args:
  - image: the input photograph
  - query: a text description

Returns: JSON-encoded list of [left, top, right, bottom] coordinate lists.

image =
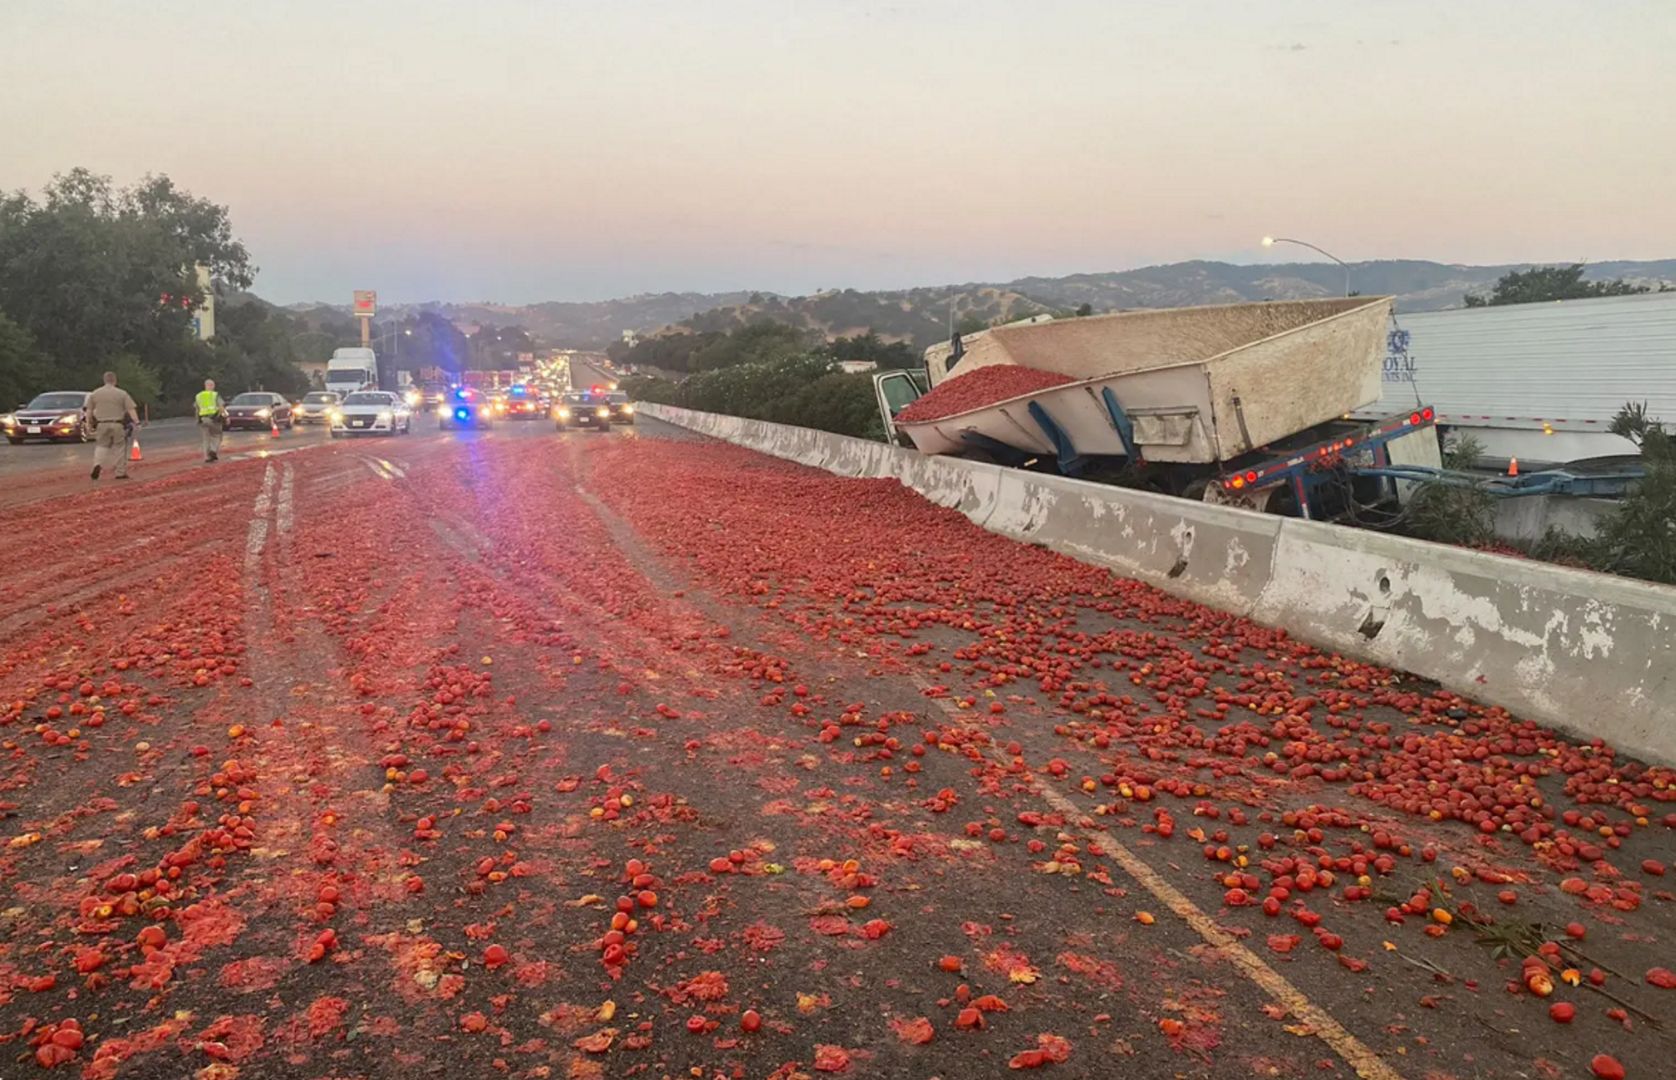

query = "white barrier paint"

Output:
[[640, 404, 1676, 765]]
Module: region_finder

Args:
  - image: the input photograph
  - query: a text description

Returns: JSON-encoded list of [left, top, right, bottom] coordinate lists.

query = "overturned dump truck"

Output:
[[874, 297, 1442, 520]]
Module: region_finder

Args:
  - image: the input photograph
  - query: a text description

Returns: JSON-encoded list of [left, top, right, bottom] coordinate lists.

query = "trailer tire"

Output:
[[1202, 481, 1277, 514]]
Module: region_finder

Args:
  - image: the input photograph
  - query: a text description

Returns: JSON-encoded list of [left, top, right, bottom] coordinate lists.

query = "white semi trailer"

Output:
[[1357, 291, 1676, 469]]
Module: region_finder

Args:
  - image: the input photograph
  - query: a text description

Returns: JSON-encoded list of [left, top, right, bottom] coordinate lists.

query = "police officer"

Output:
[[196, 378, 227, 461], [84, 371, 139, 480]]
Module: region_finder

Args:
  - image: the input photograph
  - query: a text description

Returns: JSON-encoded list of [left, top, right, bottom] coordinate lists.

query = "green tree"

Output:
[[688, 320, 811, 372], [1592, 403, 1676, 584], [827, 331, 918, 370], [0, 312, 47, 408], [1075, 303, 1094, 317], [624, 352, 881, 440], [0, 169, 253, 406], [1463, 264, 1649, 307]]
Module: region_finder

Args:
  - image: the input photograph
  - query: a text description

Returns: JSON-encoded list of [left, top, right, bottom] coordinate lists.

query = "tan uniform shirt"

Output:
[[86, 385, 136, 423]]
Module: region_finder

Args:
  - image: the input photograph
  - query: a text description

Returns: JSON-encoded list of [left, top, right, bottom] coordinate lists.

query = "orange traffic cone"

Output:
[[270, 420, 280, 438], [129, 436, 142, 462], [1507, 456, 1518, 477]]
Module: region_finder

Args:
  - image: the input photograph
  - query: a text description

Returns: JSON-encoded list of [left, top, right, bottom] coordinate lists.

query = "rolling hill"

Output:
[[295, 259, 1676, 350]]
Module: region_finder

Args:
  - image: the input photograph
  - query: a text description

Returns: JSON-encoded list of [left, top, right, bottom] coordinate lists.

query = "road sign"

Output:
[[353, 290, 377, 317]]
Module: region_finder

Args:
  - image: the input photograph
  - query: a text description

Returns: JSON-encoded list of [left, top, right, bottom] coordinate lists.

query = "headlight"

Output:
[[60, 412, 81, 424], [435, 404, 449, 417], [377, 410, 393, 422], [404, 390, 421, 406], [557, 408, 571, 419], [329, 409, 343, 421], [0, 414, 13, 427], [254, 407, 271, 419], [622, 404, 634, 413], [595, 406, 609, 417]]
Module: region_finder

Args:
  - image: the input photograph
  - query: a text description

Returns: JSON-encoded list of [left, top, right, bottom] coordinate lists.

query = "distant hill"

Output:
[[1003, 259, 1676, 318], [288, 259, 1676, 350]]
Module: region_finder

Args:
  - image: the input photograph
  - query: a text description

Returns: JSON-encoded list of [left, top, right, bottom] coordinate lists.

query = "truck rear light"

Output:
[[1244, 470, 1258, 484], [1421, 407, 1434, 421], [1408, 412, 1422, 425]]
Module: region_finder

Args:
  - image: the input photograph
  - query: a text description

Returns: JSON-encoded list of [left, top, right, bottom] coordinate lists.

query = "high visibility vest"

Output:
[[195, 390, 222, 417]]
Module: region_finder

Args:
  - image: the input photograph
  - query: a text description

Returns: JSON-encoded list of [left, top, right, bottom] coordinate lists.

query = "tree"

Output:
[[827, 331, 919, 370], [467, 323, 536, 370], [688, 320, 812, 373], [0, 312, 46, 408], [1464, 264, 1649, 307], [1592, 402, 1676, 584], [0, 169, 254, 407], [1075, 303, 1094, 317]]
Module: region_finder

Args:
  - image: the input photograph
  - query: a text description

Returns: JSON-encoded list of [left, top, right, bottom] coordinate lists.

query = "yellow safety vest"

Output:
[[195, 390, 222, 417]]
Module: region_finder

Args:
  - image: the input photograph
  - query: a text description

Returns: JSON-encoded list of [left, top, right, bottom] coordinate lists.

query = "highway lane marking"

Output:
[[245, 463, 276, 572], [276, 464, 295, 535], [910, 672, 1404, 1080], [230, 444, 317, 462], [376, 457, 406, 478]]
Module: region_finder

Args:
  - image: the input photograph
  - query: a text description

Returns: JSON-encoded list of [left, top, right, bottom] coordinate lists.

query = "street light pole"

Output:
[[1262, 236, 1353, 298]]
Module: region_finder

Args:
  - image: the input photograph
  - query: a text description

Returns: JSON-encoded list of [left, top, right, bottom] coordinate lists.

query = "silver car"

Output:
[[295, 391, 342, 425]]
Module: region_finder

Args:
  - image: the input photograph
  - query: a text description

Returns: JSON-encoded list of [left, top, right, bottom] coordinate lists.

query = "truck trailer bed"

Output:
[[899, 297, 1393, 465]]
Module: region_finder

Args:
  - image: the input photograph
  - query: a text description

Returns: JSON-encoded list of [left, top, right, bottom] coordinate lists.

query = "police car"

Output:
[[329, 390, 413, 437], [501, 384, 546, 420], [437, 386, 494, 429], [553, 390, 612, 431]]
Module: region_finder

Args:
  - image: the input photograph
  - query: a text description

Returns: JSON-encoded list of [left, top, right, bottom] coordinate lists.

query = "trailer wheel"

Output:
[[1202, 481, 1277, 514]]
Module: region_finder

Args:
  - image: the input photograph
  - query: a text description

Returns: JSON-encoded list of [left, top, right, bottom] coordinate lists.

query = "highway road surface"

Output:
[[0, 407, 1671, 1079]]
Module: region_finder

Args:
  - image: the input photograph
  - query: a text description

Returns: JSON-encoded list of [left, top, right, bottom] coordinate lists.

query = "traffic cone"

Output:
[[129, 436, 142, 462], [1507, 456, 1518, 477], [270, 420, 280, 438]]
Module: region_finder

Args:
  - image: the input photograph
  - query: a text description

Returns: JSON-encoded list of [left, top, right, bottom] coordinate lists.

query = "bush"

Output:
[[1591, 403, 1676, 584], [623, 354, 883, 440], [1403, 433, 1496, 546]]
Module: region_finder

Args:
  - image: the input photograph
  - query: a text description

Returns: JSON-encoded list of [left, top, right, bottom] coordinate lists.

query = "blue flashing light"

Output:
[[511, 385, 527, 396], [455, 407, 470, 420]]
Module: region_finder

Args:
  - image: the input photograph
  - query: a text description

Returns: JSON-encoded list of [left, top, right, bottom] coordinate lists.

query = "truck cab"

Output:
[[325, 348, 379, 399]]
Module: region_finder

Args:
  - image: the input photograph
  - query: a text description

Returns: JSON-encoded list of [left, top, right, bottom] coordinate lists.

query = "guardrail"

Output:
[[639, 402, 1676, 766]]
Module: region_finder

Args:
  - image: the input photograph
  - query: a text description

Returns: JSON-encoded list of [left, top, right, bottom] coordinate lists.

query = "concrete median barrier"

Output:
[[638, 403, 1676, 764]]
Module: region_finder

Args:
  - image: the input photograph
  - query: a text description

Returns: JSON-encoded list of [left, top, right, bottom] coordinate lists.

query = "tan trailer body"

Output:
[[904, 297, 1391, 464]]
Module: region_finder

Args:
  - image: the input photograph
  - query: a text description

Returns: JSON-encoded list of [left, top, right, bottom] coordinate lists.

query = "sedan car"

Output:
[[605, 391, 636, 425], [294, 391, 342, 425], [501, 385, 547, 420], [553, 391, 612, 431], [330, 391, 413, 437], [225, 392, 295, 431], [1, 391, 90, 444], [437, 386, 494, 429]]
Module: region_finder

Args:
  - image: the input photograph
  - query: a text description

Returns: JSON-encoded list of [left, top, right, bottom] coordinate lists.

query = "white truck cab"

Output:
[[325, 348, 379, 398]]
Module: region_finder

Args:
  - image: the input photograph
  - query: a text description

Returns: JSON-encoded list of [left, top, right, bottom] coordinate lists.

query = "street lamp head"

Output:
[[1261, 236, 1276, 248]]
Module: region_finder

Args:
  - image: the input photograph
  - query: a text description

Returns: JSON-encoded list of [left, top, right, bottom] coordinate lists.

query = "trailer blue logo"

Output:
[[1383, 328, 1415, 383]]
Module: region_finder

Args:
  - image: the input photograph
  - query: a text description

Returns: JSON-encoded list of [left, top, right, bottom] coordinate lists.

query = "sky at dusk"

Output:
[[3, 0, 1672, 304]]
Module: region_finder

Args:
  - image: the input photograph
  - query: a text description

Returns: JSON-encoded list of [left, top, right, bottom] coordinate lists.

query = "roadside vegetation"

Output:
[[0, 169, 312, 412], [1403, 409, 1676, 586], [620, 322, 894, 439]]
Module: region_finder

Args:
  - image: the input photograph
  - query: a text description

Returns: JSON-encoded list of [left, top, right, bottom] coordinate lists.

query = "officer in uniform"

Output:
[[84, 371, 139, 480], [196, 378, 227, 461]]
